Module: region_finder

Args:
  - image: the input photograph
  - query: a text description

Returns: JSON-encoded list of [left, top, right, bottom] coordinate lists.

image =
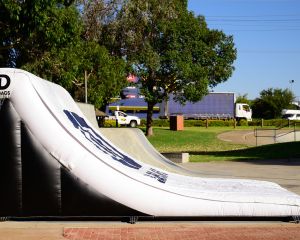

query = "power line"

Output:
[[209, 23, 300, 27], [205, 14, 300, 18], [204, 14, 300, 32], [222, 28, 300, 32], [238, 50, 300, 53], [207, 19, 300, 22], [205, 14, 300, 23], [207, 20, 300, 32]]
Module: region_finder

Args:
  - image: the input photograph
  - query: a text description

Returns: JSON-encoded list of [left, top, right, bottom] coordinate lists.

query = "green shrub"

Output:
[[237, 119, 248, 126], [183, 120, 206, 127], [104, 119, 117, 127], [249, 119, 291, 127], [148, 119, 237, 127], [247, 119, 261, 126], [140, 119, 170, 127], [209, 119, 236, 127], [105, 117, 298, 128]]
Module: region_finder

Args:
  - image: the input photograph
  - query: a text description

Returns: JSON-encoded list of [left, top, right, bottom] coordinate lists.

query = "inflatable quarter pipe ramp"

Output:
[[0, 68, 300, 221]]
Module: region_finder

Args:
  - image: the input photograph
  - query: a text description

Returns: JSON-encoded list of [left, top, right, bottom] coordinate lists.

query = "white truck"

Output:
[[113, 110, 141, 127], [282, 109, 300, 120]]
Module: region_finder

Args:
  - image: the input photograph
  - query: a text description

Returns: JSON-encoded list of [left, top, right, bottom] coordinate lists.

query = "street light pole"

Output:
[[289, 79, 295, 91], [288, 80, 300, 107]]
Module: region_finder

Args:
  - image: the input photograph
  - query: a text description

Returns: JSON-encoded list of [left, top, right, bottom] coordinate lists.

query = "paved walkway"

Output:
[[0, 221, 299, 240], [63, 222, 300, 240], [218, 130, 271, 146], [218, 129, 300, 146]]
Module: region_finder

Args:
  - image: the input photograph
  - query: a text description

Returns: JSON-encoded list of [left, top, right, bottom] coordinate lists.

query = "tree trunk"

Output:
[[146, 102, 155, 136]]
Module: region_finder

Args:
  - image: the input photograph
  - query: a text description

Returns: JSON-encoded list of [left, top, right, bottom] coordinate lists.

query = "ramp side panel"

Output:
[[0, 100, 22, 216], [21, 122, 62, 216]]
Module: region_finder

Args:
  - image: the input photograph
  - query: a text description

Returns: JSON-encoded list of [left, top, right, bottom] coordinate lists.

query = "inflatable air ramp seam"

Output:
[[0, 68, 300, 219]]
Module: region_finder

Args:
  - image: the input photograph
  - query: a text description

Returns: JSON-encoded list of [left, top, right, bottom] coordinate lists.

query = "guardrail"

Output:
[[254, 122, 300, 146]]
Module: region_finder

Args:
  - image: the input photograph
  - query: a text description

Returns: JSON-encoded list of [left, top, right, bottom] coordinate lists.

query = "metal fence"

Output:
[[254, 122, 300, 146]]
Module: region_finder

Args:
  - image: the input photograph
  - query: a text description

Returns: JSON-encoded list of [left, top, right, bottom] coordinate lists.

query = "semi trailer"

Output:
[[160, 93, 252, 121], [107, 92, 252, 121]]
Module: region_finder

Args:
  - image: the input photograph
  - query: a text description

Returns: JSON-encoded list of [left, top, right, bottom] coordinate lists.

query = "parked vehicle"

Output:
[[111, 110, 141, 127], [106, 98, 160, 119], [160, 93, 252, 121], [282, 109, 300, 120]]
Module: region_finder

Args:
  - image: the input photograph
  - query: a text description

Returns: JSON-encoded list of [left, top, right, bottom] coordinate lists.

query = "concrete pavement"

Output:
[[218, 129, 300, 146], [0, 221, 300, 240]]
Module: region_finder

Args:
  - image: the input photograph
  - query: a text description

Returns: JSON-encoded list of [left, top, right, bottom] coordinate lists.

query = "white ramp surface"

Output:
[[1, 68, 300, 217]]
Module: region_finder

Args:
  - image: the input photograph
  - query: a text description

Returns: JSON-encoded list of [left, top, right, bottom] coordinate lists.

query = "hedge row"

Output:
[[103, 118, 300, 128], [248, 119, 300, 127], [141, 119, 240, 127]]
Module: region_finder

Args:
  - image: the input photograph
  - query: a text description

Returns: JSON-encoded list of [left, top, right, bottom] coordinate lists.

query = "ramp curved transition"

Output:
[[0, 68, 300, 218]]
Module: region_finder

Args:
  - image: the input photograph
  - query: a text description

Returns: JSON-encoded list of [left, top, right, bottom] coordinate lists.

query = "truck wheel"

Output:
[[129, 120, 137, 128]]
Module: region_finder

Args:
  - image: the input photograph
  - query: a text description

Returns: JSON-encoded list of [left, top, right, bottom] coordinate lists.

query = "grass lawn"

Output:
[[146, 127, 300, 162]]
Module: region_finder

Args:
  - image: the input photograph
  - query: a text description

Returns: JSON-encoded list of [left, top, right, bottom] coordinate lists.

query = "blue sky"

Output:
[[188, 0, 300, 101]]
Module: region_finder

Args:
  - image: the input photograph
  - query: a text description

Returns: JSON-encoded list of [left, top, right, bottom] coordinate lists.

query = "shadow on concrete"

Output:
[[232, 158, 300, 166], [187, 141, 300, 166]]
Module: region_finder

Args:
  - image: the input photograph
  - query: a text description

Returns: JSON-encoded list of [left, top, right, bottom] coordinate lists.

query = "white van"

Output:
[[282, 109, 300, 120]]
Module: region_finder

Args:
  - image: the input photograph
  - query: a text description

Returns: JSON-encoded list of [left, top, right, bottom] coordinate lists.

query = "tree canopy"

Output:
[[101, 0, 237, 135], [1, 0, 237, 128], [0, 0, 80, 67], [252, 88, 295, 119], [24, 41, 127, 109], [236, 94, 251, 105], [1, 0, 127, 109]]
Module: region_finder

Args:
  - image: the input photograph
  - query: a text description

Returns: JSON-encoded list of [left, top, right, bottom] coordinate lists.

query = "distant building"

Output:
[[121, 86, 141, 99]]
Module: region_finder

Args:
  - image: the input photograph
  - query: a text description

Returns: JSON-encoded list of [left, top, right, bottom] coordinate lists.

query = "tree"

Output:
[[1, 0, 128, 109], [24, 41, 127, 109], [81, 0, 122, 41], [102, 0, 236, 136], [236, 94, 251, 105], [0, 0, 80, 67], [252, 88, 295, 119]]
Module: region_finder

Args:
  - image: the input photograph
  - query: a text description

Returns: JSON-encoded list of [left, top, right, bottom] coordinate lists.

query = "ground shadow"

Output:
[[187, 141, 300, 166]]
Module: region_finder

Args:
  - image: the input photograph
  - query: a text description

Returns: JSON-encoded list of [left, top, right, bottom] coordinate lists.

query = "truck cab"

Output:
[[235, 103, 252, 121], [114, 110, 141, 127]]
